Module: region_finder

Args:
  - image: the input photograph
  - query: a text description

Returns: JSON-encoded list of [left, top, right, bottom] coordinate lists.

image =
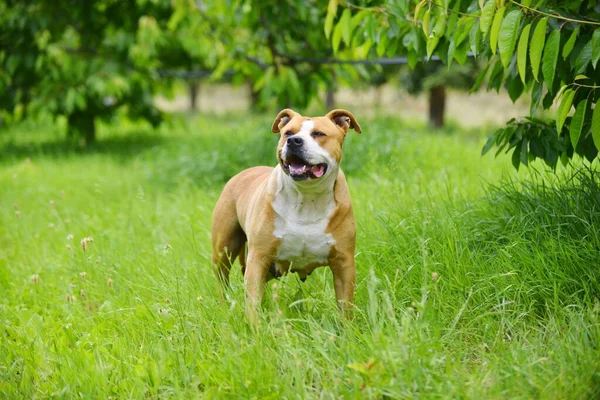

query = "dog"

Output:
[[211, 108, 361, 320]]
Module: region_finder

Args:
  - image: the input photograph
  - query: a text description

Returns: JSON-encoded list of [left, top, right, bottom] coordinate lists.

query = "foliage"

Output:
[[399, 59, 479, 94], [0, 0, 217, 142], [328, 0, 600, 169], [1, 115, 599, 397], [198, 1, 350, 110], [0, 0, 369, 139]]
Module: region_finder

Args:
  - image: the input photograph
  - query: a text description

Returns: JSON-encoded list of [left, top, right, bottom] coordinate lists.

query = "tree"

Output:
[[326, 0, 600, 169], [0, 0, 212, 143], [399, 60, 479, 128], [199, 0, 345, 111]]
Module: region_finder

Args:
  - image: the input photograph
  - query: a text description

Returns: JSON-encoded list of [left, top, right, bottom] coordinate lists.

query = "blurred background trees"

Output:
[[0, 0, 182, 143], [399, 60, 479, 128], [1, 0, 599, 170]]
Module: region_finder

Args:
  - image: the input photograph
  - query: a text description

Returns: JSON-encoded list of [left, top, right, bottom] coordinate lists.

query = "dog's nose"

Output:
[[287, 136, 303, 147]]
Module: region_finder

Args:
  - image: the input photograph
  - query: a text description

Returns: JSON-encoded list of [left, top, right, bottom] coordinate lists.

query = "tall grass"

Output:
[[0, 114, 598, 398]]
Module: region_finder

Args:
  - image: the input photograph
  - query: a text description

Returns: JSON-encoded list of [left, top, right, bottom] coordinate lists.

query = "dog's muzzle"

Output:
[[282, 140, 328, 181]]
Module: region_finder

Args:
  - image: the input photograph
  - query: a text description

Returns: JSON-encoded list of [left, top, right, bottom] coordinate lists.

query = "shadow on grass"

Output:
[[0, 132, 167, 164]]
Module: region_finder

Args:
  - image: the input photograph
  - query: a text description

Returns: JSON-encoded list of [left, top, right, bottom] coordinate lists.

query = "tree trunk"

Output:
[[375, 85, 383, 108], [325, 88, 335, 109], [428, 85, 446, 129], [189, 81, 199, 112], [67, 112, 96, 144], [248, 82, 263, 111]]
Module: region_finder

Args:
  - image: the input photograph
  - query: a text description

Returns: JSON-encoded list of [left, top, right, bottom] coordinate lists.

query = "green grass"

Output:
[[1, 114, 599, 398]]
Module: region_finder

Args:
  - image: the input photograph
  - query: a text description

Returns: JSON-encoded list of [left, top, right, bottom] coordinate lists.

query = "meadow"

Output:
[[0, 112, 599, 398]]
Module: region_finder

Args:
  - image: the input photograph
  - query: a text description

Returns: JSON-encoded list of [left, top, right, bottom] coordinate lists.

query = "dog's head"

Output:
[[271, 109, 361, 182]]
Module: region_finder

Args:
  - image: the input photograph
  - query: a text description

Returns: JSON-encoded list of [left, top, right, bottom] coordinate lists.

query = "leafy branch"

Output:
[[331, 0, 600, 169], [509, 0, 600, 26]]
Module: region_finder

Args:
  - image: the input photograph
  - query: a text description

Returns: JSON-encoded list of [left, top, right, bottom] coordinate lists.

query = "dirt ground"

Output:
[[155, 83, 531, 127]]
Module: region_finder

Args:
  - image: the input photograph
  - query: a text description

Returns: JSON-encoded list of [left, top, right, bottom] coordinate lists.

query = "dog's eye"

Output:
[[311, 131, 326, 138], [284, 131, 293, 137]]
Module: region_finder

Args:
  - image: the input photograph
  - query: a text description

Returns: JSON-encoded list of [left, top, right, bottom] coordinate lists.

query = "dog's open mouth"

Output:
[[283, 156, 328, 181]]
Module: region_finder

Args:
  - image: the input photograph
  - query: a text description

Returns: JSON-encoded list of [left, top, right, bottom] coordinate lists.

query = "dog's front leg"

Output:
[[330, 256, 356, 316], [244, 251, 272, 324]]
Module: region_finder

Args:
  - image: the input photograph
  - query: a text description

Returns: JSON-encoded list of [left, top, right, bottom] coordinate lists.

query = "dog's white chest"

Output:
[[272, 189, 336, 270]]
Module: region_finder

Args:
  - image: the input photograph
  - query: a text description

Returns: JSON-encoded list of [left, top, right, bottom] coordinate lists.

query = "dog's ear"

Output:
[[271, 109, 299, 133], [325, 109, 362, 134]]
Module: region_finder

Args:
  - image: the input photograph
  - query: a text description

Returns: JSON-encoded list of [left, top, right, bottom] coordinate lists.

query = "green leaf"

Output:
[[556, 88, 575, 133], [530, 137, 544, 158], [506, 75, 524, 102], [351, 10, 369, 30], [529, 18, 547, 81], [562, 28, 579, 59], [512, 144, 521, 170], [555, 83, 570, 99], [489, 6, 506, 55], [487, 59, 505, 92], [520, 137, 529, 166], [453, 41, 470, 64], [542, 30, 560, 90], [456, 18, 474, 46], [427, 36, 440, 59], [431, 12, 447, 38], [407, 50, 419, 68], [324, 13, 335, 40], [570, 99, 587, 150], [592, 29, 600, 68], [332, 19, 343, 53], [327, 0, 338, 15], [499, 10, 522, 68], [469, 20, 481, 56], [352, 39, 372, 58], [575, 41, 592, 74], [447, 37, 456, 67], [376, 34, 388, 57], [517, 23, 531, 83], [482, 134, 496, 155], [339, 9, 353, 45], [422, 9, 431, 36], [530, 80, 543, 115], [480, 1, 496, 35], [471, 62, 490, 93], [414, 0, 427, 22], [592, 103, 600, 151], [385, 39, 399, 58], [325, 0, 339, 39]]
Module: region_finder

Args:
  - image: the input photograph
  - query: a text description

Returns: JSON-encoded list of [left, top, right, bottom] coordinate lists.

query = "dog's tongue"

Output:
[[311, 164, 325, 178], [289, 163, 308, 175]]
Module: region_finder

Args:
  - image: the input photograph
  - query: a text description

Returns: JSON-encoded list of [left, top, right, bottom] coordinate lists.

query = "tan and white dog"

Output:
[[211, 108, 361, 318]]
